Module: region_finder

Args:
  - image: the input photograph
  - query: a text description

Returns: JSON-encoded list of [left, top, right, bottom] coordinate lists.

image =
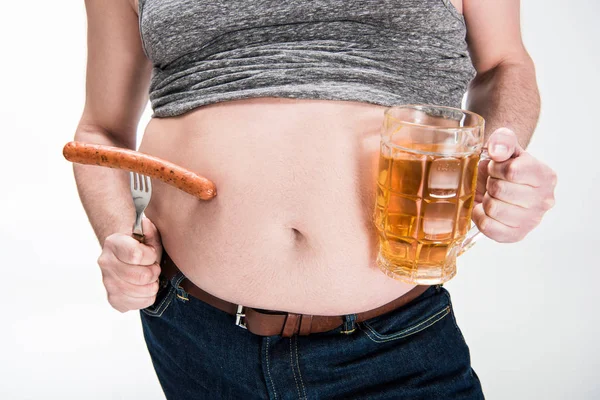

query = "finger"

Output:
[[98, 249, 161, 285], [118, 280, 160, 299], [471, 204, 525, 243], [113, 258, 161, 286], [105, 233, 158, 266], [486, 177, 541, 209], [481, 193, 540, 229], [486, 128, 523, 162], [487, 153, 549, 187], [104, 274, 160, 298], [141, 217, 163, 254], [109, 294, 157, 313]]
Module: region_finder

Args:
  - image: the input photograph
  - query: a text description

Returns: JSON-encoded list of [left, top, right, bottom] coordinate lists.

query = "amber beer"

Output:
[[374, 105, 485, 284]]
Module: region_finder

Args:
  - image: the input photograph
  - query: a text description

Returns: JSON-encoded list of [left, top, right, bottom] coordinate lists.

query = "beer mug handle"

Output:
[[458, 149, 490, 256]]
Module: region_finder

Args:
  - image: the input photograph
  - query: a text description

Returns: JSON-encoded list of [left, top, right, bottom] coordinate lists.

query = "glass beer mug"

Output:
[[374, 105, 486, 284]]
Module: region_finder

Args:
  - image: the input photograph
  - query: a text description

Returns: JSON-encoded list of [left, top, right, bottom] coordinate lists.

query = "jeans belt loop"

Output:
[[172, 272, 189, 302], [235, 305, 247, 329], [341, 313, 357, 334]]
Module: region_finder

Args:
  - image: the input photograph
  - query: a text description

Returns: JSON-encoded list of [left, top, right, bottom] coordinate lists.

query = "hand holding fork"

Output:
[[93, 172, 161, 313]]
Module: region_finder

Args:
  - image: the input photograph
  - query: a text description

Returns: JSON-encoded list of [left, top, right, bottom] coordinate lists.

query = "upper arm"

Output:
[[78, 0, 152, 148], [463, 0, 530, 73]]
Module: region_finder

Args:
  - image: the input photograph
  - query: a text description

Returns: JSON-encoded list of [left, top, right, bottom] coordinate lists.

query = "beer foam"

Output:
[[423, 217, 454, 237]]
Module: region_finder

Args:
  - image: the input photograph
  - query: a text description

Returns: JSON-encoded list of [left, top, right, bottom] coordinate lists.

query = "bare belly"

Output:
[[139, 98, 415, 315]]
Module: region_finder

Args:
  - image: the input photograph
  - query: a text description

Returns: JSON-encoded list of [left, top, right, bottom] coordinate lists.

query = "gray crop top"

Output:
[[138, 0, 476, 118]]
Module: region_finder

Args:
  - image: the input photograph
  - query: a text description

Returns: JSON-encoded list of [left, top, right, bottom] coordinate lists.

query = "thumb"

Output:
[[140, 216, 163, 258], [486, 128, 522, 162]]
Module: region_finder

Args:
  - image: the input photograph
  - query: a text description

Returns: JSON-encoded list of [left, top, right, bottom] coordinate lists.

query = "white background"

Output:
[[1, 1, 598, 399]]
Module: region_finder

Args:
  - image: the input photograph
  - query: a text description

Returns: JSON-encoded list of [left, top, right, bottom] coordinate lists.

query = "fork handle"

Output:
[[132, 233, 145, 243]]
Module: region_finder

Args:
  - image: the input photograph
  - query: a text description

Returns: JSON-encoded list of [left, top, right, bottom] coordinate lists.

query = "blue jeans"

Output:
[[140, 272, 484, 399]]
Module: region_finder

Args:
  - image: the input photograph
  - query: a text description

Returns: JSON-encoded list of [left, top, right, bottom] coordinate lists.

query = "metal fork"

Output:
[[130, 172, 152, 243]]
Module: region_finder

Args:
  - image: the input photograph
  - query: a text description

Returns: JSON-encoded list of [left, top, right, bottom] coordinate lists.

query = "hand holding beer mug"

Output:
[[374, 105, 486, 284]]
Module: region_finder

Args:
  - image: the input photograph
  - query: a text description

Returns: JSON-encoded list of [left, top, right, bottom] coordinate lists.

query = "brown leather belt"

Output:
[[160, 253, 430, 337]]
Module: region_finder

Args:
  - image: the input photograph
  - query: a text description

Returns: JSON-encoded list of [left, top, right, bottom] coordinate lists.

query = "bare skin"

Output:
[[75, 0, 556, 315]]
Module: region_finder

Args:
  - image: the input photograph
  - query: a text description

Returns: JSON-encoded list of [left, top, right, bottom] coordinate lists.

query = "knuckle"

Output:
[[487, 179, 503, 198], [103, 280, 119, 296], [499, 230, 520, 243], [107, 294, 124, 311], [550, 171, 558, 186], [137, 269, 152, 284], [151, 264, 162, 279], [147, 293, 158, 306], [142, 298, 155, 310], [126, 246, 142, 264], [149, 281, 160, 295], [502, 236, 518, 244], [101, 273, 111, 286], [513, 230, 527, 242], [529, 214, 543, 227], [505, 162, 519, 181], [97, 253, 109, 268], [483, 198, 499, 219], [543, 196, 556, 211], [495, 236, 510, 243], [477, 217, 491, 235], [119, 266, 134, 282], [104, 234, 117, 246]]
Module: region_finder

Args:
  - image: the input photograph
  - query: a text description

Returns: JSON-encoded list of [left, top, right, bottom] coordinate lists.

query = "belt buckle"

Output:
[[235, 305, 247, 329]]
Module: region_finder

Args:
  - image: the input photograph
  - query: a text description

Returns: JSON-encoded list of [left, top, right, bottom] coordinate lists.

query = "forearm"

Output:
[[73, 125, 137, 246], [466, 55, 540, 148]]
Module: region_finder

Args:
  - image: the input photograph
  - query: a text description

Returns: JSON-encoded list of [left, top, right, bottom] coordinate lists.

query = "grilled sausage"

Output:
[[63, 141, 217, 200]]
